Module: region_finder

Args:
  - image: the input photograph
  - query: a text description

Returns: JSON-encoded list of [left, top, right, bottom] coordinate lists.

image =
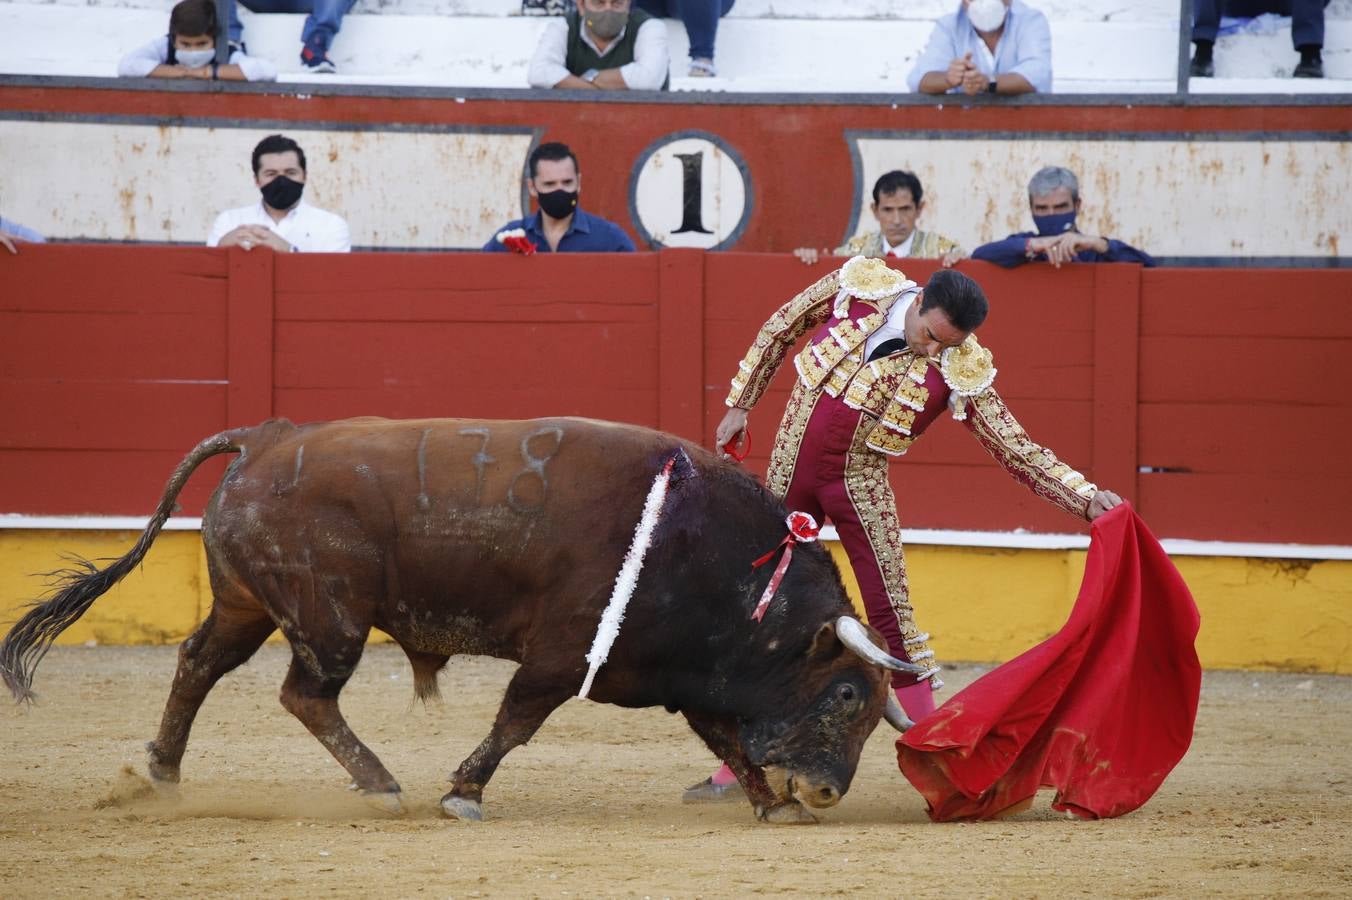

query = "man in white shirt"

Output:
[[908, 0, 1051, 96], [527, 0, 670, 92], [207, 134, 351, 253]]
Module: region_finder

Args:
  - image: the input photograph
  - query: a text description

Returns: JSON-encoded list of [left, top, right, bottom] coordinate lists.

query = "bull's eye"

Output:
[[838, 684, 855, 702]]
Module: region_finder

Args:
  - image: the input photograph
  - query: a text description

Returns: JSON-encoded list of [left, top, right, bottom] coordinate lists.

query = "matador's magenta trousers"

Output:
[[767, 384, 938, 689]]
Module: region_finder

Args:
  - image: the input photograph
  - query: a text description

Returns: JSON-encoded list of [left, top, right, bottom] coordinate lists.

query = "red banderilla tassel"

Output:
[[749, 511, 820, 622]]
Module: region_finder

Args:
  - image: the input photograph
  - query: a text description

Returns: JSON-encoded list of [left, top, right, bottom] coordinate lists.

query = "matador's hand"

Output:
[[715, 407, 749, 461], [1087, 490, 1124, 520]]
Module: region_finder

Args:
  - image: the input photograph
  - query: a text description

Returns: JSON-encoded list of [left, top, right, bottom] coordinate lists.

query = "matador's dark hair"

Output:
[[920, 268, 988, 333]]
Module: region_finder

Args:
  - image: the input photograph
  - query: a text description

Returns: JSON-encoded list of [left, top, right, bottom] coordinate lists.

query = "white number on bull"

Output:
[[507, 426, 564, 514], [457, 427, 497, 506]]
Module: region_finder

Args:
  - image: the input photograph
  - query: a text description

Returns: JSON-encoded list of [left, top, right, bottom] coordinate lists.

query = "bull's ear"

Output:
[[808, 621, 844, 659]]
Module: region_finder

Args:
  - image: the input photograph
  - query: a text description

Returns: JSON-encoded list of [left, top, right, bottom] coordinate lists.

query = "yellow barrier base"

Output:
[[1, 530, 1348, 674]]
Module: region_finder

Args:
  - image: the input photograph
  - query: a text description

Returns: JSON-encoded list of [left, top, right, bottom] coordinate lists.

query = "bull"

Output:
[[0, 417, 918, 823]]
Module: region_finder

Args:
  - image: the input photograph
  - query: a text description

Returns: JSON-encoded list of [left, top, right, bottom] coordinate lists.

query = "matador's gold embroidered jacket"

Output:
[[833, 228, 963, 260], [726, 260, 1098, 520]]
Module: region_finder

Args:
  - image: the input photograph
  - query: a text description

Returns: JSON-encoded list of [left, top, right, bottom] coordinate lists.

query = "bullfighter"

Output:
[[687, 257, 1123, 801]]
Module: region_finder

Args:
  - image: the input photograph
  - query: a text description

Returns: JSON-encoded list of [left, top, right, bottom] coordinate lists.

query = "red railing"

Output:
[[2, 244, 1349, 544]]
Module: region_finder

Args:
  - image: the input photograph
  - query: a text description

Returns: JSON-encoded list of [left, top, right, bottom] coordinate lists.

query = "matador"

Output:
[[686, 256, 1123, 803]]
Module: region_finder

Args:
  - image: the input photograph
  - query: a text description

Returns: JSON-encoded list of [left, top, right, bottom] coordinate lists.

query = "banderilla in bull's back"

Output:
[[0, 416, 921, 824]]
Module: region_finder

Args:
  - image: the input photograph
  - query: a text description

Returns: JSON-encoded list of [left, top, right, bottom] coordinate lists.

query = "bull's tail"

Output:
[[0, 429, 246, 703]]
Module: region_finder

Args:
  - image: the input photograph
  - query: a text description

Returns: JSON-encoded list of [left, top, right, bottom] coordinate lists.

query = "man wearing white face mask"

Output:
[[907, 0, 1051, 95]]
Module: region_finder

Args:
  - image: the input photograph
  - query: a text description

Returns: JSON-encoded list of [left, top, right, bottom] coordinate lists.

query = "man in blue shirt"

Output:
[[483, 142, 636, 254], [971, 167, 1155, 269], [908, 0, 1051, 96]]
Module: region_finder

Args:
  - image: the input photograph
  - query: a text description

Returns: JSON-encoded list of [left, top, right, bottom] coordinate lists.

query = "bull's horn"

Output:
[[835, 616, 928, 675], [883, 691, 914, 733]]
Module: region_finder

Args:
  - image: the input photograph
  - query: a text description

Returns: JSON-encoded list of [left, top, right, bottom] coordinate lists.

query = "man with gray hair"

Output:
[[971, 166, 1155, 268]]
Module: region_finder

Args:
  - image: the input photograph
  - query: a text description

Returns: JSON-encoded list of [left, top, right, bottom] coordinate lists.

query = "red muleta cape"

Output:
[[897, 503, 1201, 821]]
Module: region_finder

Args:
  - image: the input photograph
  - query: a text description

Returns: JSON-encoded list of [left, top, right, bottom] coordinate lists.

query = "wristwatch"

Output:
[[987, 79, 997, 93], [582, 68, 600, 84]]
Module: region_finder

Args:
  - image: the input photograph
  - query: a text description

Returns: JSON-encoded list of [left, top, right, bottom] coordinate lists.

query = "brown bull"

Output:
[[1, 417, 919, 823]]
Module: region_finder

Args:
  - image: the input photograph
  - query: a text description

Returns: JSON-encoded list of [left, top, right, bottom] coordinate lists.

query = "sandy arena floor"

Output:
[[1, 645, 1349, 898]]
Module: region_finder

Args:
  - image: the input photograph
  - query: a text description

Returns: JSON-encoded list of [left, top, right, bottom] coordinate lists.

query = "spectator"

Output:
[[208, 134, 351, 253], [1191, 1, 1328, 78], [221, 0, 358, 73], [635, 0, 735, 77], [971, 166, 1155, 268], [528, 0, 671, 91], [483, 142, 636, 253], [908, 0, 1051, 96], [0, 210, 44, 254], [117, 0, 276, 83], [794, 170, 965, 267]]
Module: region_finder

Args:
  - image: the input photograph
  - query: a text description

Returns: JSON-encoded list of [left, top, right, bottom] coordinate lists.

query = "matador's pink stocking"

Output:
[[895, 682, 936, 721]]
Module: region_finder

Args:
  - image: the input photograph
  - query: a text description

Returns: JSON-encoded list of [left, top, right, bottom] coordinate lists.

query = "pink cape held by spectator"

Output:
[[896, 502, 1201, 821]]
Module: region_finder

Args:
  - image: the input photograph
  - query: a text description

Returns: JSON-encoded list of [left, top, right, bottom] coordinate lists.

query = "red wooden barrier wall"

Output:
[[2, 245, 1350, 544]]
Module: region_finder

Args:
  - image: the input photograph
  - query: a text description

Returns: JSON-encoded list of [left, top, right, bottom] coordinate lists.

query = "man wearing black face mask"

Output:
[[971, 166, 1154, 269], [527, 0, 670, 91], [208, 134, 351, 254], [482, 142, 635, 254]]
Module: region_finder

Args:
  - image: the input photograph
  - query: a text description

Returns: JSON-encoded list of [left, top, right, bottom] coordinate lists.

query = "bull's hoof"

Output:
[[756, 801, 818, 825], [362, 791, 404, 816], [440, 794, 484, 822], [144, 742, 181, 790]]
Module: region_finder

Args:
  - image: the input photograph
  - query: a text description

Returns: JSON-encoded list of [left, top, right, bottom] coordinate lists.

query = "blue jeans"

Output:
[[635, 0, 736, 60], [1192, 0, 1327, 49], [226, 0, 358, 45]]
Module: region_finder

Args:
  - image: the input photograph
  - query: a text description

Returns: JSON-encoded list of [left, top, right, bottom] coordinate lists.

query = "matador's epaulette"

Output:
[[940, 335, 997, 421]]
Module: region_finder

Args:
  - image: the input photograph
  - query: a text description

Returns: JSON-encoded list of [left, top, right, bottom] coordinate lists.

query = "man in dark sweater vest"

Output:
[[527, 0, 671, 91]]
